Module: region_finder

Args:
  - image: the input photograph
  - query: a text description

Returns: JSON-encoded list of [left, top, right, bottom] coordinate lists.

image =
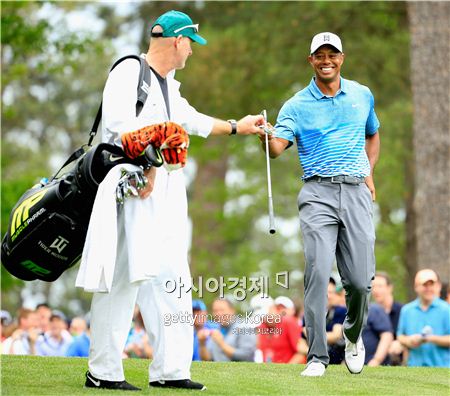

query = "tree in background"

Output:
[[407, 2, 450, 290]]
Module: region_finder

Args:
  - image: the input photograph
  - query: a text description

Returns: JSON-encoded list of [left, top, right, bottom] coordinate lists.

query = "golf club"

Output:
[[261, 110, 276, 234]]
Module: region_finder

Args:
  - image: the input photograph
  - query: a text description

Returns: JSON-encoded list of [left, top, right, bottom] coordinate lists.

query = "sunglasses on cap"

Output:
[[173, 24, 199, 34], [151, 24, 199, 38]]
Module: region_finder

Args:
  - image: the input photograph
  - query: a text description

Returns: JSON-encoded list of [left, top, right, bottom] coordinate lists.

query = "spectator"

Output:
[[249, 294, 274, 362], [299, 279, 347, 365], [198, 298, 255, 362], [1, 310, 12, 342], [1, 310, 13, 353], [69, 317, 88, 337], [362, 304, 394, 366], [258, 302, 303, 363], [66, 317, 90, 358], [2, 308, 40, 355], [329, 276, 346, 307], [274, 296, 296, 318], [372, 272, 403, 334], [192, 300, 219, 361], [36, 313, 73, 356], [371, 271, 404, 364], [440, 282, 450, 304], [397, 269, 450, 367], [124, 308, 152, 359], [35, 303, 52, 335]]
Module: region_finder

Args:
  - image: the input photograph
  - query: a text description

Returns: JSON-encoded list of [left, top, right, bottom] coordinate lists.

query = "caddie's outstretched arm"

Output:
[[210, 115, 265, 136]]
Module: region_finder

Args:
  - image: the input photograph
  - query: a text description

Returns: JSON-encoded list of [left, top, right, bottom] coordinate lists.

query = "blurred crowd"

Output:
[[1, 304, 152, 360], [2, 268, 449, 368]]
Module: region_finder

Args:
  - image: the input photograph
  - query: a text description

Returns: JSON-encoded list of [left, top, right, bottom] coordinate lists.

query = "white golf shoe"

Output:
[[300, 362, 326, 377], [344, 332, 365, 374]]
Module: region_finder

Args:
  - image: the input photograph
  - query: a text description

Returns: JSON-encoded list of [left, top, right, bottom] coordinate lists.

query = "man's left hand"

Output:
[[365, 175, 376, 201], [236, 114, 265, 135]]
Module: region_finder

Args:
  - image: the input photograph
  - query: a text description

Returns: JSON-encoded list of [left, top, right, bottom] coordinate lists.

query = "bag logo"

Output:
[[141, 80, 150, 95], [20, 260, 51, 276], [50, 236, 69, 253], [11, 190, 47, 235], [109, 154, 124, 162]]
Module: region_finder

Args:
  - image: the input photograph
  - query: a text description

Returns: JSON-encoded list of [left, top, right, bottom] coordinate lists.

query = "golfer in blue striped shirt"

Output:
[[261, 32, 380, 377]]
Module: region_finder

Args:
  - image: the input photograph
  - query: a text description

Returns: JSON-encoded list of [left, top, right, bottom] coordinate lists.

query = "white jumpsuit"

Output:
[[86, 56, 213, 382]]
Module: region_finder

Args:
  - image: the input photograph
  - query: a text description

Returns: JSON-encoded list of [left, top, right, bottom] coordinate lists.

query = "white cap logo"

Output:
[[310, 32, 343, 54]]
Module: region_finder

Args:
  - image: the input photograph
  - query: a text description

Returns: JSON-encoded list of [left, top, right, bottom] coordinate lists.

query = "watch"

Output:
[[227, 119, 237, 135]]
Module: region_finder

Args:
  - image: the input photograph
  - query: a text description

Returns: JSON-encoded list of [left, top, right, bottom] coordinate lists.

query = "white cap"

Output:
[[250, 294, 274, 317], [310, 32, 343, 54], [274, 296, 295, 310], [415, 269, 439, 285]]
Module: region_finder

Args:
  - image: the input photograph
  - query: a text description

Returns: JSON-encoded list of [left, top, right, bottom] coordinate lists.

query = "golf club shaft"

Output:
[[262, 110, 276, 234]]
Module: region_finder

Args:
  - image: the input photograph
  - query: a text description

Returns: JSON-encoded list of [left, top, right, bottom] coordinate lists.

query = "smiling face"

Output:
[[308, 45, 344, 84]]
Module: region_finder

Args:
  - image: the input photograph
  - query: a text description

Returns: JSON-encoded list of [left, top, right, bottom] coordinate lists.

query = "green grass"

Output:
[[1, 356, 449, 395]]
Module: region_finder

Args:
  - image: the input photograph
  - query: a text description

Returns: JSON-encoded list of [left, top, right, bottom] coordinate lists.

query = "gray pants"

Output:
[[298, 180, 375, 366]]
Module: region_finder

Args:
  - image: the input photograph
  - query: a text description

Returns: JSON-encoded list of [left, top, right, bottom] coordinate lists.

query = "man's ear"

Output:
[[174, 35, 183, 48], [308, 55, 314, 66]]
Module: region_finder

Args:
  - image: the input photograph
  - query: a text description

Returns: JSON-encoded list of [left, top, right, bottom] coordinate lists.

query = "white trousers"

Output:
[[88, 210, 193, 382]]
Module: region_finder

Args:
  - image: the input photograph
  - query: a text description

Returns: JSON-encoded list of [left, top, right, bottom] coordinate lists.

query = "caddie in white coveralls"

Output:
[[76, 10, 264, 391]]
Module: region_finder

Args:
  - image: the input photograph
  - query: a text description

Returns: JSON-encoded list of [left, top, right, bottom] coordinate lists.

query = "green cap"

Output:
[[151, 10, 207, 45]]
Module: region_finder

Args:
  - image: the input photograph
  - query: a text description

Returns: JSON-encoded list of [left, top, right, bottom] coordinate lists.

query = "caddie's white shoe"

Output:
[[344, 332, 365, 374], [300, 362, 326, 377]]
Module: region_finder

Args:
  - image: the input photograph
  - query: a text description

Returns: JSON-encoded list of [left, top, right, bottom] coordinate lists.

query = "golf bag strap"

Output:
[[87, 54, 151, 146], [50, 146, 87, 181]]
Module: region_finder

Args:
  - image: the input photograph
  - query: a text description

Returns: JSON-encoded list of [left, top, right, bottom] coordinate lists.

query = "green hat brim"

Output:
[[188, 32, 207, 45]]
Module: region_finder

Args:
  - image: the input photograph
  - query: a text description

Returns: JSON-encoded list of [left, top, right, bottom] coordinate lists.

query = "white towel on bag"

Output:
[[75, 164, 160, 293]]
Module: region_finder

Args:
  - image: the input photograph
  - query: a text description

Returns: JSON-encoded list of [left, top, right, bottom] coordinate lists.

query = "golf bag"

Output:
[[1, 55, 158, 282]]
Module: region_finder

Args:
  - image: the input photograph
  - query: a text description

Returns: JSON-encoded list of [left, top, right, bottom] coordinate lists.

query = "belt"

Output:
[[304, 175, 365, 185]]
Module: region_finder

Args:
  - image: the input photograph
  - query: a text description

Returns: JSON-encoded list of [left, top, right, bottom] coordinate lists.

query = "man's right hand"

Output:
[[236, 114, 265, 135], [408, 334, 424, 348], [139, 167, 156, 199], [116, 168, 155, 204]]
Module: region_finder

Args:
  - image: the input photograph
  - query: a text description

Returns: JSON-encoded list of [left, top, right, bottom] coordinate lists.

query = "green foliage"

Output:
[[1, 1, 112, 298], [1, 2, 415, 311], [2, 355, 450, 395]]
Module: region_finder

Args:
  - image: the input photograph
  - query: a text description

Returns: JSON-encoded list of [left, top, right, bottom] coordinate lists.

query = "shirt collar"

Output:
[[308, 77, 346, 99], [413, 297, 440, 310]]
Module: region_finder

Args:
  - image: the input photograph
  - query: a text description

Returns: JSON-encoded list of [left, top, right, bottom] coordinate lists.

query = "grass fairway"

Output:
[[1, 355, 449, 395]]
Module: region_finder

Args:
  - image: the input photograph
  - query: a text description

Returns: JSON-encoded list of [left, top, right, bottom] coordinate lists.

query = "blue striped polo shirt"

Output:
[[274, 77, 380, 180]]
